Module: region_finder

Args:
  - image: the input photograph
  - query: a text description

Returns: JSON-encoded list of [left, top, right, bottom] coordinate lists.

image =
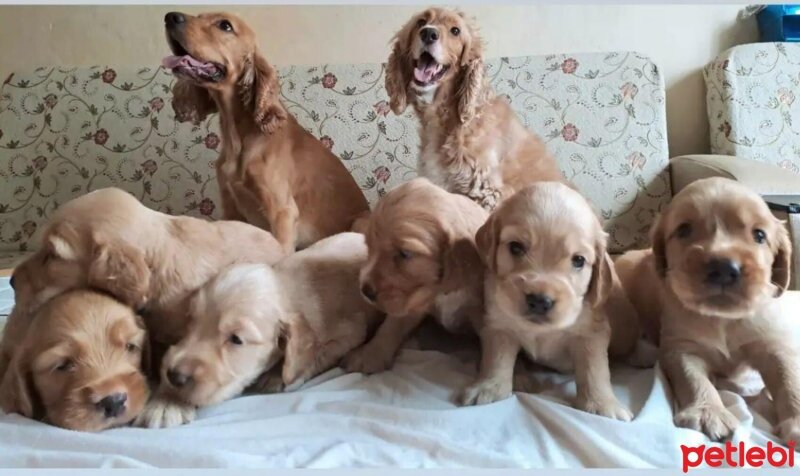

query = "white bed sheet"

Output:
[[0, 281, 797, 469]]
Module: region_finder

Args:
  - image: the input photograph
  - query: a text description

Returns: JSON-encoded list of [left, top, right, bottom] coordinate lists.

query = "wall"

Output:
[[0, 4, 758, 157]]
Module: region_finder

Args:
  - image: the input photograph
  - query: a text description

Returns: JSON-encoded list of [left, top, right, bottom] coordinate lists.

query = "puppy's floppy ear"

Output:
[[240, 53, 288, 134], [385, 23, 415, 115], [280, 313, 317, 388], [650, 210, 668, 278], [475, 213, 498, 272], [586, 237, 614, 309], [87, 238, 151, 310], [772, 221, 792, 297], [0, 348, 35, 418], [171, 78, 217, 125], [456, 12, 485, 124]]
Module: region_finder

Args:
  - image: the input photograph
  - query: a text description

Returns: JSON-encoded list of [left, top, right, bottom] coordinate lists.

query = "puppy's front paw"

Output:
[[342, 344, 396, 375], [459, 379, 513, 406], [577, 397, 633, 421], [775, 416, 800, 445], [674, 405, 739, 441], [133, 395, 196, 429]]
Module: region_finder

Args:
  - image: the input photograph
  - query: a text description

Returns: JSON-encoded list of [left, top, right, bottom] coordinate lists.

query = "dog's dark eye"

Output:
[[508, 241, 526, 257], [218, 20, 234, 32], [54, 359, 75, 372], [125, 343, 139, 353], [450, 27, 461, 36], [676, 223, 692, 239], [753, 228, 767, 244], [416, 18, 426, 28], [571, 255, 586, 269], [229, 334, 243, 345], [396, 249, 412, 260]]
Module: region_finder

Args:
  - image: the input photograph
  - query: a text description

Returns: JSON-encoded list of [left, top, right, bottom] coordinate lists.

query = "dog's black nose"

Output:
[[97, 392, 127, 418], [167, 369, 191, 388], [165, 12, 186, 27], [526, 293, 554, 315], [8, 275, 15, 290], [420, 27, 439, 44], [706, 258, 741, 286], [361, 284, 377, 302]]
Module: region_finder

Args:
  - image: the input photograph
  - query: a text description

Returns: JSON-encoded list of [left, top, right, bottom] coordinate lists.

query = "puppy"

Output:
[[461, 182, 639, 421], [0, 290, 149, 431], [137, 233, 383, 427], [344, 178, 487, 374], [384, 8, 563, 211], [616, 177, 799, 442], [163, 11, 369, 254]]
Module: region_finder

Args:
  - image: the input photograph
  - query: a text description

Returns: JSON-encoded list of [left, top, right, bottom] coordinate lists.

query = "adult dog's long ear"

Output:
[[240, 53, 288, 134], [586, 237, 614, 309], [475, 213, 498, 272], [385, 22, 415, 115], [456, 12, 486, 124], [87, 238, 151, 310], [171, 78, 218, 125], [441, 234, 483, 292], [772, 221, 792, 297], [0, 348, 35, 418], [650, 210, 669, 278]]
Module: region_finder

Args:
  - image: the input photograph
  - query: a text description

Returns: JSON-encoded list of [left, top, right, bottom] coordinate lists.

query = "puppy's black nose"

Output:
[[526, 293, 554, 316], [361, 284, 377, 302], [8, 275, 15, 290], [420, 27, 439, 44], [167, 369, 191, 388], [165, 12, 186, 27], [97, 392, 127, 418], [706, 258, 741, 286]]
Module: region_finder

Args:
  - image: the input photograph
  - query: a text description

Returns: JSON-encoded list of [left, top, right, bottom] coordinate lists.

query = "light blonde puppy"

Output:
[[345, 178, 487, 373], [164, 11, 369, 254], [617, 177, 798, 442], [138, 233, 383, 427], [461, 182, 639, 421], [385, 8, 563, 210], [0, 290, 149, 432]]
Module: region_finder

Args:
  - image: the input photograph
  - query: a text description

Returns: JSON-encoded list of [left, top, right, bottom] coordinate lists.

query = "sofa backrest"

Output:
[[0, 51, 669, 263], [705, 42, 800, 173]]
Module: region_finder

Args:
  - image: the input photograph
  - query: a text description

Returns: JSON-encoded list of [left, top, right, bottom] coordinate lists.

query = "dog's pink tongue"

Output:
[[162, 54, 214, 72], [414, 62, 439, 83]]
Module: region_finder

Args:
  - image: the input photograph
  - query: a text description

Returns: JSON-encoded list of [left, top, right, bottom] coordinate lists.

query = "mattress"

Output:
[[0, 279, 797, 469]]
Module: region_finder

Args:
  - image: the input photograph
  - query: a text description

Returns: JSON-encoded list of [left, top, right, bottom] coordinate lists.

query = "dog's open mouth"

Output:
[[163, 35, 226, 82], [413, 52, 448, 86]]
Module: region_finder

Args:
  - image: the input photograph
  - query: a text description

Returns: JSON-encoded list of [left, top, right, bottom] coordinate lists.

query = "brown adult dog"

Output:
[[344, 178, 487, 373], [616, 177, 799, 442], [384, 8, 563, 211], [163, 11, 369, 254], [460, 182, 640, 419], [0, 290, 149, 432]]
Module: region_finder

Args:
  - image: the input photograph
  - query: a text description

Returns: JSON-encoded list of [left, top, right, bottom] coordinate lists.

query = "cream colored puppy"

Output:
[[617, 177, 798, 442], [461, 182, 639, 421], [137, 233, 383, 427]]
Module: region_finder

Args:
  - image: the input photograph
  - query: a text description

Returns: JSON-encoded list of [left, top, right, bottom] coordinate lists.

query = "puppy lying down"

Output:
[[0, 290, 149, 431], [139, 233, 383, 428], [461, 182, 643, 420], [617, 177, 799, 443]]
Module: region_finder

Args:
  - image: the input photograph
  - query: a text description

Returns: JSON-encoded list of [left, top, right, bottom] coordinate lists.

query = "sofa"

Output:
[[0, 51, 798, 468]]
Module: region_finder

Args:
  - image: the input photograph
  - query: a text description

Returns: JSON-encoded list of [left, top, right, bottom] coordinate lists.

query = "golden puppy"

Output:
[[0, 290, 149, 431], [136, 233, 382, 427], [163, 11, 369, 254], [617, 177, 798, 442], [461, 182, 639, 420], [384, 8, 563, 210], [344, 178, 487, 373]]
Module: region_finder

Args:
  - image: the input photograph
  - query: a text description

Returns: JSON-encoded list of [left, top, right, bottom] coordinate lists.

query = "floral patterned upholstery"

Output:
[[0, 51, 670, 265], [706, 42, 800, 173]]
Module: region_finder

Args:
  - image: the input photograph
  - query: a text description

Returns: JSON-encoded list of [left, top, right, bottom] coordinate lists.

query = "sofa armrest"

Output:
[[670, 154, 800, 195]]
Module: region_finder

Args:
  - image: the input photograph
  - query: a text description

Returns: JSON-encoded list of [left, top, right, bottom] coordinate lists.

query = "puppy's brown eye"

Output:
[[396, 249, 412, 260], [450, 27, 461, 36], [508, 241, 526, 257], [753, 228, 767, 244], [676, 223, 692, 239], [416, 18, 426, 28], [229, 334, 243, 345], [218, 20, 234, 32], [54, 359, 75, 372], [125, 343, 139, 353], [571, 255, 586, 269]]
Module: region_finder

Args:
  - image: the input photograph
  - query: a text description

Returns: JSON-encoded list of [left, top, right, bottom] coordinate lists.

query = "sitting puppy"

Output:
[[344, 178, 487, 374], [461, 182, 639, 421], [138, 233, 383, 427], [616, 177, 798, 442], [0, 290, 149, 431]]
